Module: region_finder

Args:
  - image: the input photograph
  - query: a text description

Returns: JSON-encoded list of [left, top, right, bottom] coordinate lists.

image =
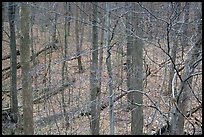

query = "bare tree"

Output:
[[75, 3, 83, 73], [181, 2, 190, 60], [105, 2, 115, 135], [67, 2, 71, 36], [125, 2, 144, 135], [20, 2, 34, 135], [61, 2, 69, 129], [130, 3, 144, 135], [167, 2, 181, 96], [98, 2, 105, 96], [2, 2, 202, 135], [8, 2, 19, 126], [90, 2, 100, 135], [171, 2, 202, 135], [125, 2, 133, 111]]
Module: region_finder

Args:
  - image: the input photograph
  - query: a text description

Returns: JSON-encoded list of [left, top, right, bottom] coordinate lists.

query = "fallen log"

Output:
[[80, 92, 128, 116], [2, 83, 70, 113], [4, 88, 133, 128], [33, 83, 71, 104], [35, 92, 128, 127]]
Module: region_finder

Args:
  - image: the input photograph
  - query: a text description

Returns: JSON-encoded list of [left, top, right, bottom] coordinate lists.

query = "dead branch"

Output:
[[2, 62, 21, 72], [33, 83, 70, 104], [2, 42, 57, 80], [2, 49, 20, 61], [154, 104, 202, 135]]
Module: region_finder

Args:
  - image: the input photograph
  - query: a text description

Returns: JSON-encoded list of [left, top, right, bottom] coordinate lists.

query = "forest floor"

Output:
[[2, 23, 202, 135]]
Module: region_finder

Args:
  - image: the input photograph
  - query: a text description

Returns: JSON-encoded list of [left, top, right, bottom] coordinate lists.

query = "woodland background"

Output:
[[2, 2, 202, 135]]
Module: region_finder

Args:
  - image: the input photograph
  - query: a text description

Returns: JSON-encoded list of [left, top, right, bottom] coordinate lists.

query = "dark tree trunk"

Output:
[[8, 2, 19, 125]]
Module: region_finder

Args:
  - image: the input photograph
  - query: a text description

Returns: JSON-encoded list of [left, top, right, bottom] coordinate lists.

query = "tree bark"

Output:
[[167, 2, 181, 96], [125, 2, 133, 110], [98, 3, 105, 99], [126, 2, 144, 135], [67, 2, 71, 36], [105, 2, 115, 135], [8, 2, 19, 127], [75, 3, 83, 73], [131, 3, 144, 135], [90, 2, 100, 135], [61, 2, 69, 128], [20, 3, 34, 135], [171, 3, 202, 134], [181, 2, 190, 60]]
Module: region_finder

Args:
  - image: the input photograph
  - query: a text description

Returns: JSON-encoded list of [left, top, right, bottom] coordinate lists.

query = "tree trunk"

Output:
[[67, 2, 71, 36], [167, 2, 181, 96], [20, 3, 34, 135], [98, 3, 105, 106], [181, 2, 190, 60], [2, 2, 6, 31], [8, 2, 19, 127], [52, 9, 58, 48], [125, 3, 133, 110], [75, 3, 83, 73], [90, 2, 100, 135], [30, 3, 36, 66], [105, 2, 115, 135], [131, 3, 144, 135], [126, 2, 144, 135], [79, 2, 86, 72], [171, 3, 202, 134], [61, 2, 69, 128]]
